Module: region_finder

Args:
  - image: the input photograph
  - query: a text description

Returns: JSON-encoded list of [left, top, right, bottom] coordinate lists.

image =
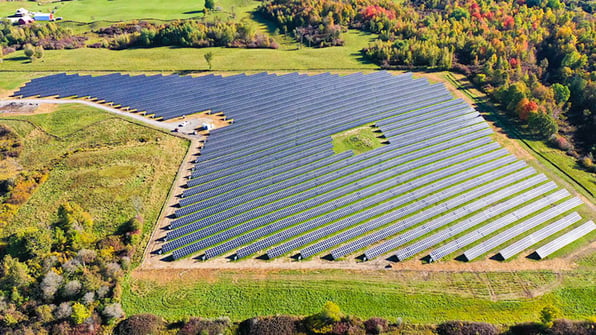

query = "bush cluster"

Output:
[[95, 21, 278, 50]]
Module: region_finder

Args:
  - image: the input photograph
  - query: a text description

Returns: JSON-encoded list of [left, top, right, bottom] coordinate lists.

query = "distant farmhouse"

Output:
[[3, 8, 61, 25]]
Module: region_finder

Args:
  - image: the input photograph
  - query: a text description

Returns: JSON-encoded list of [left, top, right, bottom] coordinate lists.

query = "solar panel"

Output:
[[534, 220, 595, 259], [497, 212, 582, 260], [462, 197, 582, 261], [392, 181, 558, 262], [427, 188, 570, 261]]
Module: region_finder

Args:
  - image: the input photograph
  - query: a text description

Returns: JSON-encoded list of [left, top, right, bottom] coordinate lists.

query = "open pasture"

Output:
[[0, 103, 187, 238], [0, 0, 255, 23]]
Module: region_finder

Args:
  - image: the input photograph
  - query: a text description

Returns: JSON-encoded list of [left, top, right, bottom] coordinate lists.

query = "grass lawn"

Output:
[[0, 30, 378, 72], [0, 0, 257, 23], [0, 103, 188, 238], [332, 124, 387, 155], [122, 266, 595, 324]]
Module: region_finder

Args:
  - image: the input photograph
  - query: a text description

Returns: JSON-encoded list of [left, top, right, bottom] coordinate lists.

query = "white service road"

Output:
[[0, 98, 179, 131]]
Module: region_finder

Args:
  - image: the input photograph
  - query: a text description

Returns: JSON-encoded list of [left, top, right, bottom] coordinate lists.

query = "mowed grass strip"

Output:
[[122, 268, 594, 324], [0, 104, 188, 238]]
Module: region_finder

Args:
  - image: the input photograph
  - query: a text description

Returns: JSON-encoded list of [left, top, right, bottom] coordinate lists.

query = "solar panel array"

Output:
[[14, 72, 593, 263]]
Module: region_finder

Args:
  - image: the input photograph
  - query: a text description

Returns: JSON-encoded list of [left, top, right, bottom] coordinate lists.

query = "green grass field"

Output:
[[0, 104, 188, 237], [0, 0, 256, 22], [122, 264, 596, 324]]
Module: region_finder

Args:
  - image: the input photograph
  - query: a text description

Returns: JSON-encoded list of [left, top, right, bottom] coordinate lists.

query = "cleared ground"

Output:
[[332, 125, 387, 155]]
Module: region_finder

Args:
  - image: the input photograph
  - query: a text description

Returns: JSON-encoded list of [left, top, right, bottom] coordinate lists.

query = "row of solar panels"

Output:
[[14, 72, 593, 263]]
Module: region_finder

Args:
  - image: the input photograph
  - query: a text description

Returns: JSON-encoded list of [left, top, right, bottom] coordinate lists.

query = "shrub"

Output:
[[540, 306, 560, 326], [549, 134, 573, 151], [71, 302, 91, 325], [550, 319, 596, 335], [102, 303, 125, 323], [0, 125, 22, 158], [304, 301, 345, 333], [436, 321, 499, 335], [331, 320, 365, 335], [238, 316, 297, 335], [40, 271, 63, 302], [581, 156, 593, 170], [505, 322, 548, 335], [115, 314, 164, 335], [178, 316, 232, 335], [62, 280, 82, 299], [364, 317, 388, 334]]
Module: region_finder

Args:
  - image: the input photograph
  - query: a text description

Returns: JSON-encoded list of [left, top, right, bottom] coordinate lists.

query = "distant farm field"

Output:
[[0, 104, 188, 238], [0, 0, 256, 22]]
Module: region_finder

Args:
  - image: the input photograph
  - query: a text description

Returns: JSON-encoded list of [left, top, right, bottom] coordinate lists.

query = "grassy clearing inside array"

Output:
[[332, 124, 387, 155]]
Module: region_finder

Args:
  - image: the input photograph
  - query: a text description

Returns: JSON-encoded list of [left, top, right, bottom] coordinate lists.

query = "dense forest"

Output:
[[259, 0, 596, 168]]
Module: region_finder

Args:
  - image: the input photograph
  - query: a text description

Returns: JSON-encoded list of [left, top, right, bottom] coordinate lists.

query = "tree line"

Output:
[[105, 302, 595, 335], [93, 20, 278, 50], [0, 18, 278, 57]]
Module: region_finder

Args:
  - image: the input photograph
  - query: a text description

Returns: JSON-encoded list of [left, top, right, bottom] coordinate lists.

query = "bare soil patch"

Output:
[[0, 102, 59, 116], [0, 101, 39, 114], [139, 238, 588, 274]]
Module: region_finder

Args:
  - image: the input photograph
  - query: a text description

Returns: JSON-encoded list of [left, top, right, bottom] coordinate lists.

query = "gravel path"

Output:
[[1, 98, 179, 131]]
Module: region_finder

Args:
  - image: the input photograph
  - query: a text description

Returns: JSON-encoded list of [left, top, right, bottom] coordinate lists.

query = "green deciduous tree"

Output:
[[23, 44, 35, 60], [71, 302, 91, 324], [540, 306, 560, 326], [552, 83, 570, 104], [34, 45, 44, 60], [205, 0, 216, 11], [204, 51, 214, 70], [529, 112, 558, 139]]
